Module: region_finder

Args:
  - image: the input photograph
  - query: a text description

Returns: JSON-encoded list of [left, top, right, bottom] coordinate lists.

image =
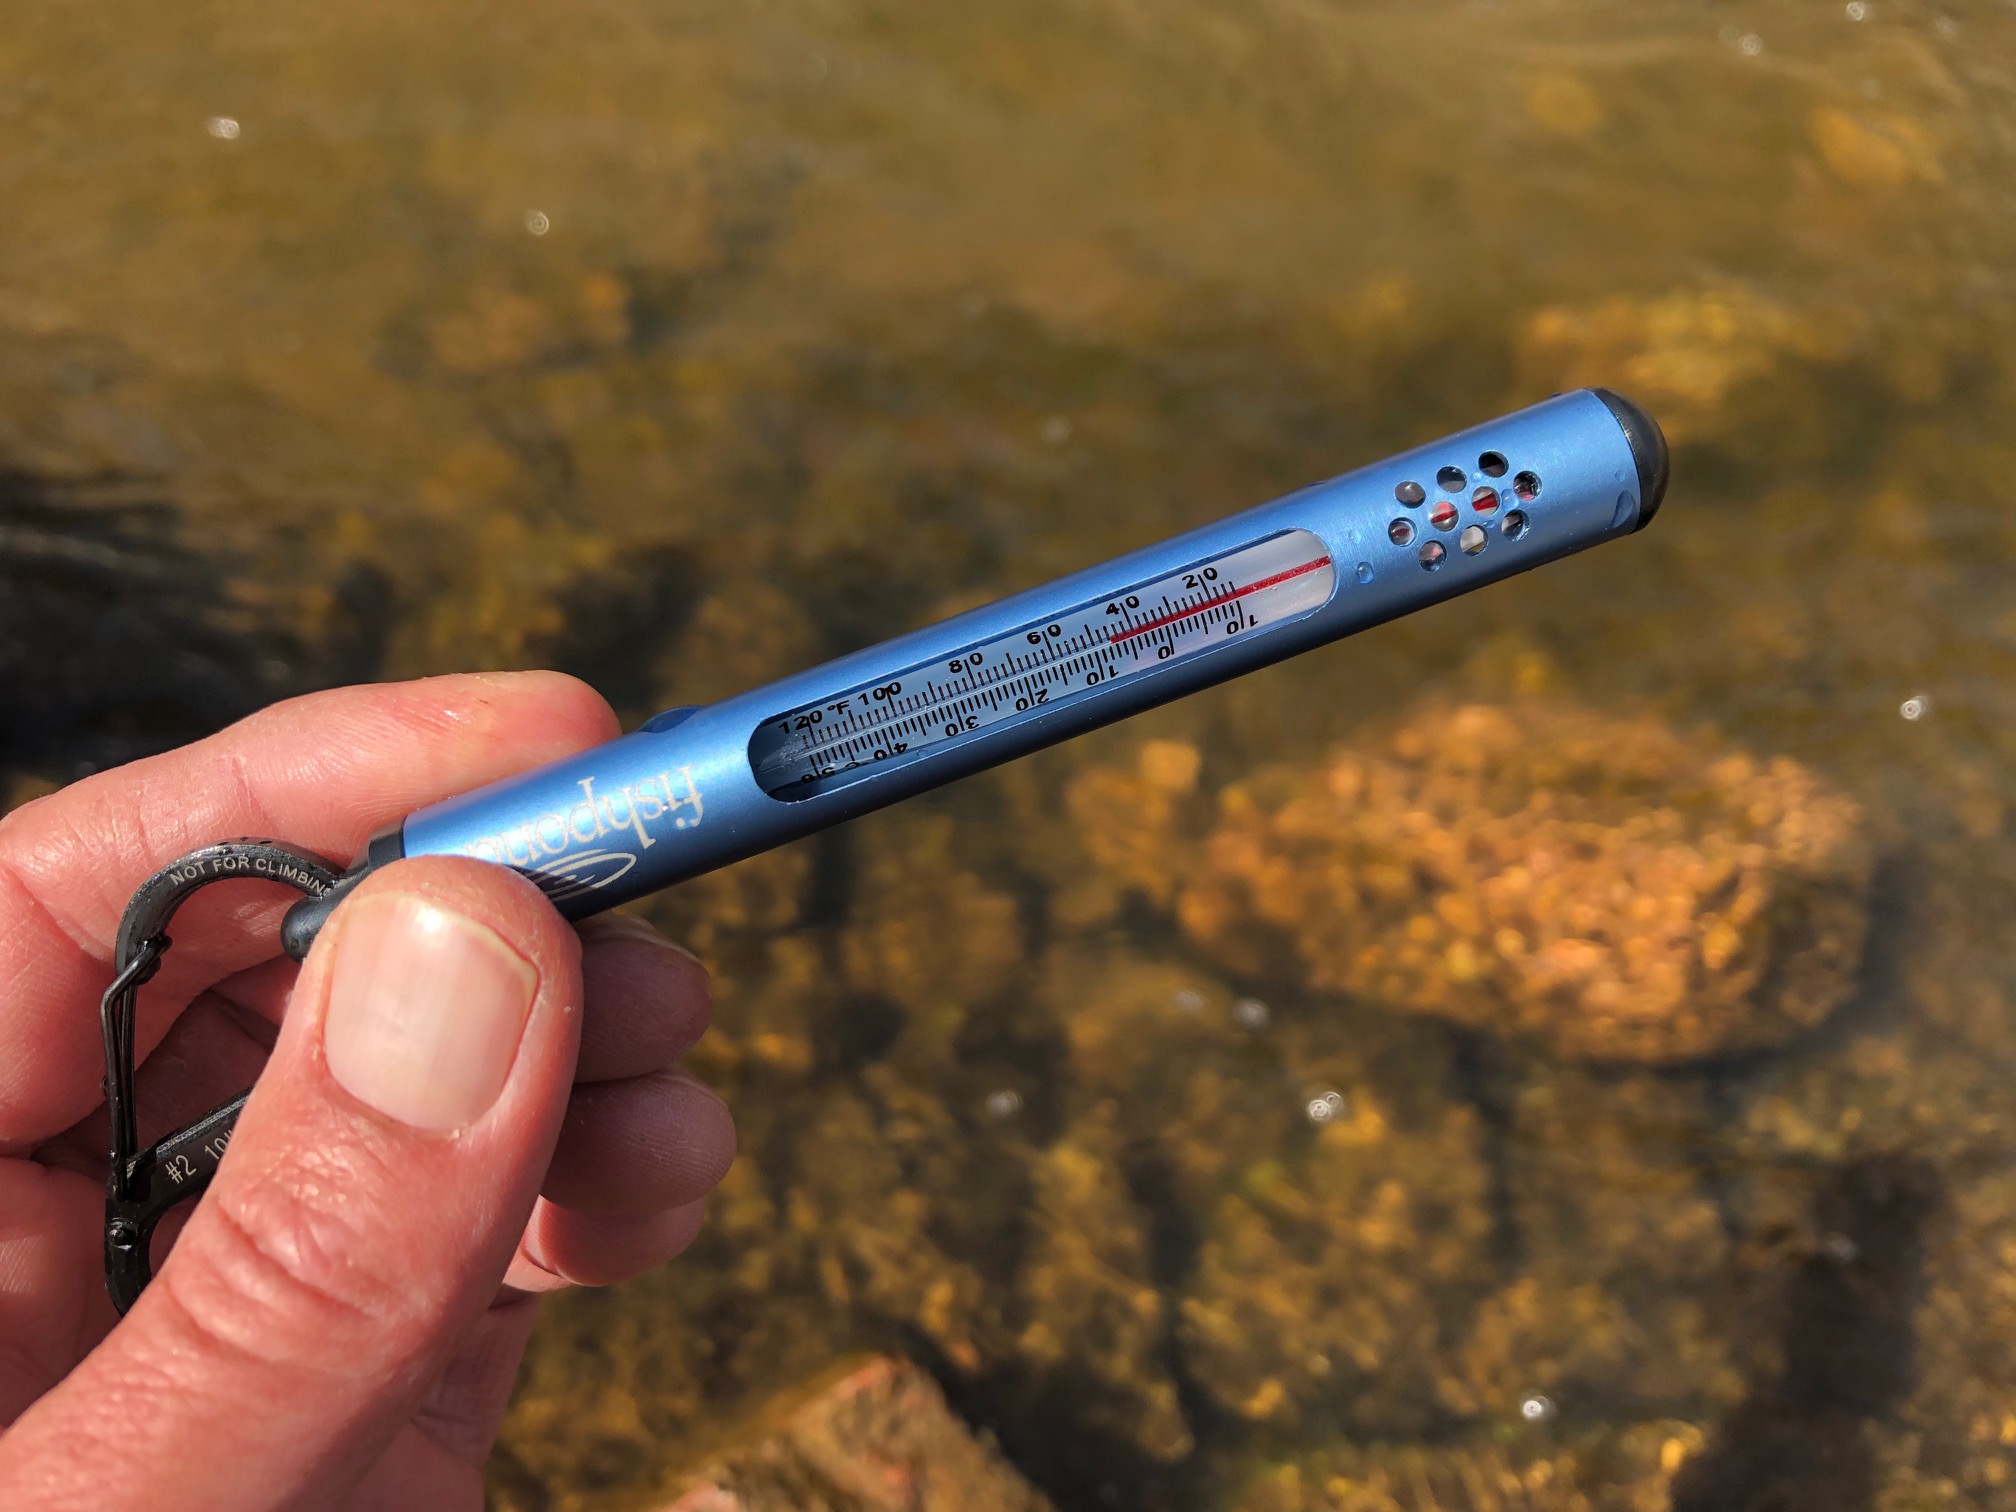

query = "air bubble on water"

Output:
[[1935, 15, 1957, 36], [1355, 561, 1374, 584], [810, 51, 831, 78], [1740, 32, 1765, 55], [1900, 694, 1929, 721], [1173, 988, 1206, 1014], [1862, 78, 1882, 98], [984, 1088, 1023, 1120], [1306, 1090, 1348, 1124], [1520, 1393, 1557, 1423], [1041, 415, 1073, 445], [1845, 1, 1869, 18], [205, 116, 241, 140], [524, 209, 552, 236], [1234, 997, 1270, 1031], [1821, 1231, 1859, 1264], [960, 292, 990, 318]]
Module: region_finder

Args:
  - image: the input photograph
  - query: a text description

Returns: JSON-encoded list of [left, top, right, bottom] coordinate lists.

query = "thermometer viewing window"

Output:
[[279, 387, 1669, 957], [751, 530, 1336, 799]]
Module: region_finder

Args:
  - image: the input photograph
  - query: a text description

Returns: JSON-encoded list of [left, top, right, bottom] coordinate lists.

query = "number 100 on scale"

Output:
[[750, 529, 1337, 798]]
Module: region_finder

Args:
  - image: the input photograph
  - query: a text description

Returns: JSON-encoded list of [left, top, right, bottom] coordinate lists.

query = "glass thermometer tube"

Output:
[[748, 528, 1337, 799], [281, 387, 1668, 956]]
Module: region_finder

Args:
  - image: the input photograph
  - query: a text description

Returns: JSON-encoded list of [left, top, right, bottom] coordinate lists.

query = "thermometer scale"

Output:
[[750, 529, 1336, 798]]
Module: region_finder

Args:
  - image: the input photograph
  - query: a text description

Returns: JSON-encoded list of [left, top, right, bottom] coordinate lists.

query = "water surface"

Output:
[[5, 2, 2016, 1507]]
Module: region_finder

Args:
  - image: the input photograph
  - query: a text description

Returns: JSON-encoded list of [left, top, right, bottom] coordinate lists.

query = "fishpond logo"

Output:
[[461, 769, 704, 900], [528, 849, 639, 904]]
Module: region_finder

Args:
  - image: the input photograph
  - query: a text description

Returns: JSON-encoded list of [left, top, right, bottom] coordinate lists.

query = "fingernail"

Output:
[[323, 894, 539, 1131]]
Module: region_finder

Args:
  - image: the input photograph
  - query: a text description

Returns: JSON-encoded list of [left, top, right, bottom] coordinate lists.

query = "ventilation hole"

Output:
[[1418, 540, 1447, 570], [1502, 509, 1529, 539], [1478, 451, 1508, 478], [1513, 470, 1541, 502], [1395, 480, 1426, 506], [1388, 517, 1416, 546], [1437, 465, 1467, 493], [1459, 524, 1488, 555], [1429, 499, 1459, 531], [1471, 486, 1500, 515]]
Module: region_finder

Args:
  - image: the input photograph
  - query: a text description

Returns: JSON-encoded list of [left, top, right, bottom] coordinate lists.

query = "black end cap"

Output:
[[279, 874, 363, 961], [279, 822, 406, 961], [1591, 388, 1670, 530]]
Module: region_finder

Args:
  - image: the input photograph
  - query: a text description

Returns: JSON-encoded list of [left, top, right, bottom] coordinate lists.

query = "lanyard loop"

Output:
[[101, 840, 341, 1313]]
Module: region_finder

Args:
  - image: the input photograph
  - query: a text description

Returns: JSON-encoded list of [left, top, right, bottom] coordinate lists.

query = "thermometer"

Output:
[[102, 387, 1666, 1308], [279, 386, 1667, 954]]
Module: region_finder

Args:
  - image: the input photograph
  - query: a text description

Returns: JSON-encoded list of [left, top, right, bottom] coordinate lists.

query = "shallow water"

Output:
[[6, 0, 2016, 1507]]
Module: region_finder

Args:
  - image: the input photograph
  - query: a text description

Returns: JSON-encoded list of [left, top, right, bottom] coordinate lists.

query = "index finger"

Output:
[[0, 672, 618, 1148]]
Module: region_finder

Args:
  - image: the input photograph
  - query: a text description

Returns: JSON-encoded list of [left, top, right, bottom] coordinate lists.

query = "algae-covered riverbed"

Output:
[[6, 1, 2016, 1507]]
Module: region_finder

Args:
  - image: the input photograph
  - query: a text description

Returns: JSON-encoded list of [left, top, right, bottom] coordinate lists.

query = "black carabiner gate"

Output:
[[101, 840, 340, 1313]]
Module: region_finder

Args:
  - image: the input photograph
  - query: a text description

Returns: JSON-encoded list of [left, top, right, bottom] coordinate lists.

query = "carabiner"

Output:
[[101, 840, 341, 1313]]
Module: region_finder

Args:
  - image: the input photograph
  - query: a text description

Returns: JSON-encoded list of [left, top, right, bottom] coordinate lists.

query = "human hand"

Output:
[[0, 674, 735, 1510]]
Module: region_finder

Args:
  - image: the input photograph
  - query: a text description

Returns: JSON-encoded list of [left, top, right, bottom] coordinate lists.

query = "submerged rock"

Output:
[[1515, 284, 1857, 443], [1015, 1104, 1193, 1463], [1065, 737, 1209, 913], [784, 1085, 997, 1373], [662, 1356, 1053, 1512], [1178, 1081, 1494, 1434], [1030, 938, 1497, 1439], [1231, 1420, 1704, 1512], [1142, 698, 1872, 1065], [1446, 1070, 1742, 1423], [841, 811, 1026, 1025]]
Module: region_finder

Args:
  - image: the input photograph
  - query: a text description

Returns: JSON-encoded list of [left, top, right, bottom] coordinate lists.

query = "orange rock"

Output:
[[661, 1357, 1053, 1512], [1091, 698, 1873, 1064]]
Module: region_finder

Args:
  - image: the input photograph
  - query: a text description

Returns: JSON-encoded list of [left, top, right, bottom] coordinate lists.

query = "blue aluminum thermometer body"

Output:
[[282, 388, 1666, 955]]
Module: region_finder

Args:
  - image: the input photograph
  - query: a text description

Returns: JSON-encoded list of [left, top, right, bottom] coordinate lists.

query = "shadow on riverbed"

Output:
[[0, 470, 387, 779], [1671, 1154, 1943, 1512]]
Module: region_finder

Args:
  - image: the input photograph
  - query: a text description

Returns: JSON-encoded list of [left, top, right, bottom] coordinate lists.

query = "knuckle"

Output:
[[158, 1144, 422, 1370]]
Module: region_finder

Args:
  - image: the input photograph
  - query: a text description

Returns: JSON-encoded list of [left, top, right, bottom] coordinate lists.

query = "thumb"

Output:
[[1, 857, 582, 1512]]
